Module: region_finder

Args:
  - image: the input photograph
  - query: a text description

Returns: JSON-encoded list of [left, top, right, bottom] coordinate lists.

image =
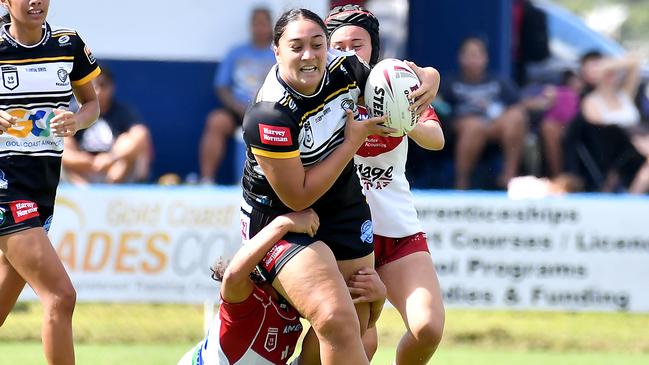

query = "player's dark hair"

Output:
[[460, 36, 488, 54], [273, 8, 328, 47], [579, 49, 603, 66], [97, 62, 114, 83], [210, 258, 265, 285], [325, 4, 381, 66], [0, 13, 11, 26]]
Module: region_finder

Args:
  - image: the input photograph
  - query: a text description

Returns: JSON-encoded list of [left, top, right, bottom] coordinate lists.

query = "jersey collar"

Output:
[[1, 21, 51, 49], [275, 66, 330, 101]]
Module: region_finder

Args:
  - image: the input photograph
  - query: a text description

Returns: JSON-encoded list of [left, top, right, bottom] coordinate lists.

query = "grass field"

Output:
[[2, 302, 649, 364]]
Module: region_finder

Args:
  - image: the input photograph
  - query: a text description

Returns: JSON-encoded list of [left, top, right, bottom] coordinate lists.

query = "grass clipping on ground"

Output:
[[2, 303, 649, 353]]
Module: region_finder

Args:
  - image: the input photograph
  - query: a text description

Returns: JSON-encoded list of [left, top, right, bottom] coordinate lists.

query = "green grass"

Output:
[[2, 302, 649, 364]]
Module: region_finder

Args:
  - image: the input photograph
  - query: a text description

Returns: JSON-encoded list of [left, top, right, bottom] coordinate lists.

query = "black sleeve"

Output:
[[242, 101, 300, 159], [70, 32, 100, 86], [344, 54, 372, 96]]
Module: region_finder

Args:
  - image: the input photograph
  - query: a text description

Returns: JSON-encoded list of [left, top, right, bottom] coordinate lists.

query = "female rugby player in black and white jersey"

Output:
[[240, 8, 439, 365], [0, 1, 100, 364]]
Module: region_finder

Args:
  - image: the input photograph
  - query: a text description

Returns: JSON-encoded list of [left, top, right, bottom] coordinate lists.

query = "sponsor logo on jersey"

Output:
[[58, 35, 70, 45], [360, 219, 373, 244], [84, 46, 97, 64], [0, 207, 6, 226], [264, 327, 278, 352], [25, 66, 47, 73], [43, 215, 53, 233], [0, 169, 7, 189], [9, 200, 39, 223], [283, 323, 303, 334], [240, 218, 249, 241], [356, 163, 394, 190], [4, 109, 56, 139], [258, 124, 292, 146], [2, 65, 19, 90], [56, 68, 69, 85]]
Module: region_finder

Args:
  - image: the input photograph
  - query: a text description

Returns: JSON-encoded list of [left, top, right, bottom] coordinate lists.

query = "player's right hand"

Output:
[[343, 110, 395, 146], [0, 110, 18, 135], [284, 208, 320, 237]]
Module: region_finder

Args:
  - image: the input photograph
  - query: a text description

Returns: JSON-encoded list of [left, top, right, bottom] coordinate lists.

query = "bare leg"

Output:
[[0, 228, 76, 365], [362, 326, 379, 361], [106, 124, 152, 183], [540, 119, 564, 177], [491, 105, 529, 186], [629, 160, 649, 194], [377, 252, 445, 365], [272, 242, 370, 365], [454, 116, 489, 189], [0, 251, 26, 326], [199, 110, 237, 182]]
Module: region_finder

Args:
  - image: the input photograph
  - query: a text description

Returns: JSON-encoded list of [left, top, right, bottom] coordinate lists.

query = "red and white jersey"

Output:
[[354, 107, 439, 238], [198, 285, 302, 365]]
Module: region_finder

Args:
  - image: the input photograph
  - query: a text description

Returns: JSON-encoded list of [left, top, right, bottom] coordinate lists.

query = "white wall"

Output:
[[46, 0, 329, 61]]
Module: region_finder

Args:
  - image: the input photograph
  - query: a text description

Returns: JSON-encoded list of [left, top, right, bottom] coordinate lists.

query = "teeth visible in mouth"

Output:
[[28, 10, 42, 14], [301, 66, 316, 72]]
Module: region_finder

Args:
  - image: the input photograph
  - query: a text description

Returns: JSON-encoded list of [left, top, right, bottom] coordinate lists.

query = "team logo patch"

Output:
[[0, 207, 5, 226], [341, 98, 355, 112], [57, 68, 69, 83], [84, 45, 97, 64], [360, 220, 373, 244], [264, 327, 279, 352], [261, 240, 291, 272], [0, 169, 7, 189], [43, 215, 53, 233], [9, 200, 39, 223], [258, 124, 292, 146], [58, 35, 70, 44], [2, 65, 19, 90], [302, 121, 314, 149]]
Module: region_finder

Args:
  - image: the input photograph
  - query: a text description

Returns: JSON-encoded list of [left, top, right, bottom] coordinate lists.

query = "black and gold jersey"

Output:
[[242, 49, 370, 213], [0, 22, 100, 206]]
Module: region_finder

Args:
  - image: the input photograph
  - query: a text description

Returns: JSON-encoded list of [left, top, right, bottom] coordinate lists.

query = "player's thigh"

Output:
[[337, 253, 374, 332], [377, 251, 444, 330], [0, 251, 26, 323], [0, 228, 74, 300], [272, 241, 354, 323]]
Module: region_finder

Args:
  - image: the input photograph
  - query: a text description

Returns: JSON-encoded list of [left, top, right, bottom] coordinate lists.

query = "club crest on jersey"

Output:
[[57, 68, 69, 85], [360, 220, 373, 244], [264, 327, 278, 352], [341, 98, 355, 112], [0, 207, 5, 226], [302, 121, 314, 149], [2, 66, 19, 90], [0, 169, 7, 190], [58, 35, 70, 45]]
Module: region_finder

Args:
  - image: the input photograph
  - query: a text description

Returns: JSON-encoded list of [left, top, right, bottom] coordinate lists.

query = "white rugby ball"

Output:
[[364, 58, 421, 137]]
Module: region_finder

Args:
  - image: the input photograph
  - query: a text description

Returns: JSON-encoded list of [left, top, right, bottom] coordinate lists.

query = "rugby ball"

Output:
[[364, 58, 421, 137]]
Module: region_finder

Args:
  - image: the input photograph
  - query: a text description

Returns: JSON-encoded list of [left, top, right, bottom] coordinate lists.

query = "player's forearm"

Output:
[[408, 119, 444, 150], [223, 216, 292, 285], [74, 99, 100, 130]]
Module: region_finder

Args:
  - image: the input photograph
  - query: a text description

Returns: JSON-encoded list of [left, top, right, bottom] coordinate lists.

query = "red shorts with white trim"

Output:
[[374, 232, 429, 267]]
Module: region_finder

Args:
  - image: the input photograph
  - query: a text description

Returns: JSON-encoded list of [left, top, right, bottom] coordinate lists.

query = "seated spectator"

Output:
[[199, 8, 275, 184], [580, 54, 649, 194], [523, 70, 582, 177], [441, 37, 529, 189], [62, 65, 152, 184]]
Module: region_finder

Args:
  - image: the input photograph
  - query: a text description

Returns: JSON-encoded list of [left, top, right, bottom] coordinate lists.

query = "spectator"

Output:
[[442, 37, 528, 189], [62, 65, 152, 184], [199, 8, 275, 184]]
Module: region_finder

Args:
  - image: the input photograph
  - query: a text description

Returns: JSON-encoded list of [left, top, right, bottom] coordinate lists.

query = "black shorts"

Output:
[[0, 199, 54, 236], [240, 199, 374, 282]]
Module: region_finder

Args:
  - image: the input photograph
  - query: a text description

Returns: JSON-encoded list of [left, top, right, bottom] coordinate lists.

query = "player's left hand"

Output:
[[405, 60, 440, 115], [348, 268, 387, 304], [51, 108, 80, 137]]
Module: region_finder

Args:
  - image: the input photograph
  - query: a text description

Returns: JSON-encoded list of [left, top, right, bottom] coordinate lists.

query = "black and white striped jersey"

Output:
[[242, 49, 370, 212], [0, 22, 100, 206]]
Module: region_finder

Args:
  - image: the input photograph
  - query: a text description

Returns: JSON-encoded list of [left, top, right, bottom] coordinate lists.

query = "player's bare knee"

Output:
[[44, 286, 76, 317], [410, 314, 445, 349], [311, 305, 360, 346]]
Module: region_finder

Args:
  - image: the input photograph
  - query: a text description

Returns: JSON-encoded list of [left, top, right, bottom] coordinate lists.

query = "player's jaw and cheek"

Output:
[[274, 19, 327, 95], [330, 25, 372, 65], [1, 0, 49, 27]]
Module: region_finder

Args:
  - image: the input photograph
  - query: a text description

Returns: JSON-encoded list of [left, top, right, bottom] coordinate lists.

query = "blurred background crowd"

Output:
[[58, 0, 649, 196]]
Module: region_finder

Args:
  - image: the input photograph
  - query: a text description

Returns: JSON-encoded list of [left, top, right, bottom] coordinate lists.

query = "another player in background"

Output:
[[0, 0, 101, 364], [326, 5, 446, 365], [177, 209, 386, 365]]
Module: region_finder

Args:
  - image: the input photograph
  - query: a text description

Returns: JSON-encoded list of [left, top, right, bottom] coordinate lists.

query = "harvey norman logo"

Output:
[[258, 123, 292, 146]]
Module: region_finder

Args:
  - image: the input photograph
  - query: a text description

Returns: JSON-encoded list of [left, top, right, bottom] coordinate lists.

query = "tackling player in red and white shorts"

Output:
[[327, 5, 446, 365]]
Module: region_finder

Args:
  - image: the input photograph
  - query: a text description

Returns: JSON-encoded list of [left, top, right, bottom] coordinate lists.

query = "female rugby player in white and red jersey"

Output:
[[326, 5, 446, 365], [177, 209, 386, 365], [0, 1, 100, 364]]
